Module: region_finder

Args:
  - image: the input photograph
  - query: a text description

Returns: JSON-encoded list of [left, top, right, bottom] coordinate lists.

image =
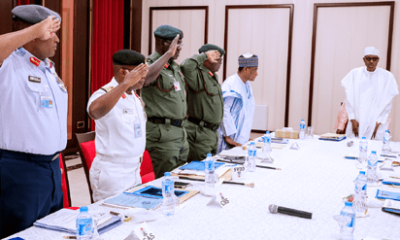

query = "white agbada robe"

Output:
[[217, 73, 255, 152], [342, 66, 398, 140]]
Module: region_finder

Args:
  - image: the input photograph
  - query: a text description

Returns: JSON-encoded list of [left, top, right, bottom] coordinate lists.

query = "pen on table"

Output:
[[63, 236, 77, 239], [178, 176, 255, 188]]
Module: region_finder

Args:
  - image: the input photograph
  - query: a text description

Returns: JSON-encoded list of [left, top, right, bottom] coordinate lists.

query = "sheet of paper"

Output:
[[383, 199, 400, 210], [35, 208, 78, 230], [105, 193, 162, 210]]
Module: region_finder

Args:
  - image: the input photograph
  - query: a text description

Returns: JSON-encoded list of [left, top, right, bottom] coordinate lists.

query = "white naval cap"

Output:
[[364, 46, 379, 57]]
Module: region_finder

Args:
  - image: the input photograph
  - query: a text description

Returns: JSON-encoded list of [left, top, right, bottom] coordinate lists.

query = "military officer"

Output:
[[142, 25, 188, 178], [180, 44, 225, 161], [87, 50, 148, 202], [0, 5, 64, 238]]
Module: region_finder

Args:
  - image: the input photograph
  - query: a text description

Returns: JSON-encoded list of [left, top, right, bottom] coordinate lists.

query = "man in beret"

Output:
[[180, 44, 224, 161], [87, 50, 149, 202], [0, 4, 64, 237], [141, 25, 188, 178], [217, 53, 258, 152]]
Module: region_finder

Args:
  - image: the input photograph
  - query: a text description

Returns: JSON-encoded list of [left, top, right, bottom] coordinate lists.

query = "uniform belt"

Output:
[[148, 117, 185, 127], [188, 117, 219, 131], [0, 149, 59, 162]]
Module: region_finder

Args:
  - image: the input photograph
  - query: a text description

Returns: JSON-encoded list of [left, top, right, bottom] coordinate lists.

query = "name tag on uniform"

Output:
[[28, 75, 41, 83], [174, 80, 181, 91], [123, 109, 134, 114], [134, 123, 142, 138], [40, 96, 54, 108]]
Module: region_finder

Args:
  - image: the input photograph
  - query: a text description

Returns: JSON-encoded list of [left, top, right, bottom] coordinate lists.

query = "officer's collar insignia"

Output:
[[48, 59, 53, 68], [208, 71, 214, 77], [134, 92, 139, 98], [30, 57, 41, 67], [164, 63, 169, 68], [122, 93, 126, 99]]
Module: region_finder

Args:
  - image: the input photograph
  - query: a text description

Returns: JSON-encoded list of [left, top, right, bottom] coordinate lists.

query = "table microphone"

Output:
[[269, 204, 312, 219]]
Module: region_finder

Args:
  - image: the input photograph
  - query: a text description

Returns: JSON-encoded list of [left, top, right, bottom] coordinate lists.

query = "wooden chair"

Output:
[[75, 131, 96, 203], [59, 152, 79, 210]]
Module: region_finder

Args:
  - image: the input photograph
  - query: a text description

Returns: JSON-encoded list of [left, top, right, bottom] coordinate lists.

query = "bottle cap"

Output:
[[266, 131, 270, 134], [164, 172, 171, 177], [345, 201, 353, 207], [385, 130, 389, 133], [362, 137, 366, 139], [80, 206, 88, 212], [206, 153, 212, 157], [301, 119, 304, 121], [371, 151, 376, 154], [250, 142, 255, 145], [360, 171, 365, 175]]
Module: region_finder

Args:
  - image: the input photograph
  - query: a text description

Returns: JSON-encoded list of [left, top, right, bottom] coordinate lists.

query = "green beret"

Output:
[[198, 44, 225, 56], [12, 5, 61, 24], [154, 25, 183, 40], [113, 50, 145, 66]]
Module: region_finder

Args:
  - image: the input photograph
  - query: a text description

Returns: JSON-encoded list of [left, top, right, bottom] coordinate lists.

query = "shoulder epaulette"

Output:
[[100, 86, 114, 93]]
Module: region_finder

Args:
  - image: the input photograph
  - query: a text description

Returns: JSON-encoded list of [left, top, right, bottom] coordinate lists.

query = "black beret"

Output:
[[12, 5, 61, 24], [154, 25, 183, 40], [113, 50, 145, 66], [198, 44, 225, 56]]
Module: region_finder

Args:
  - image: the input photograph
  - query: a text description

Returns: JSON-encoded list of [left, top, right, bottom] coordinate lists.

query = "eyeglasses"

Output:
[[365, 57, 379, 62]]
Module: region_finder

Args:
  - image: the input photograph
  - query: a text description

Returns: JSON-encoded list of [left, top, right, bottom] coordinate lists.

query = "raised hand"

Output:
[[167, 35, 180, 57], [35, 16, 61, 41], [123, 64, 149, 87], [205, 50, 220, 64]]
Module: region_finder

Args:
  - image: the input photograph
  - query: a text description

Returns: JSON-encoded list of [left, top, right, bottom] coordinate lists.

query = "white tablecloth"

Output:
[[6, 137, 400, 240]]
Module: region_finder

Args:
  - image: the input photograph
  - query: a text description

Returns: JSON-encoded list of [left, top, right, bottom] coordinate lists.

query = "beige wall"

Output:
[[142, 0, 400, 141]]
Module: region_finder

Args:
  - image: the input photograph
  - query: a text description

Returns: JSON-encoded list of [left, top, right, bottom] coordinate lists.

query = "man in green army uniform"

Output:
[[142, 25, 188, 178], [180, 44, 225, 161]]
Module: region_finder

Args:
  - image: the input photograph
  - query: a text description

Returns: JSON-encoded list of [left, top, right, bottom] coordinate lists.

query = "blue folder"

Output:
[[376, 189, 400, 200]]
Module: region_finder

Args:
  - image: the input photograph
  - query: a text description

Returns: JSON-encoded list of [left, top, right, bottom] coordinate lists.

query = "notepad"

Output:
[[376, 189, 400, 200], [179, 161, 225, 171], [105, 193, 162, 210], [131, 185, 189, 199], [33, 208, 121, 234]]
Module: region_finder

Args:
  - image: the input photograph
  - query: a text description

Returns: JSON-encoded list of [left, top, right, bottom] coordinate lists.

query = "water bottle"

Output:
[[161, 172, 175, 217], [262, 131, 272, 154], [204, 154, 216, 189], [247, 142, 256, 172], [382, 130, 391, 154], [359, 137, 368, 165], [340, 202, 356, 238], [366, 151, 379, 184], [299, 119, 306, 140], [76, 206, 93, 240], [353, 171, 368, 213]]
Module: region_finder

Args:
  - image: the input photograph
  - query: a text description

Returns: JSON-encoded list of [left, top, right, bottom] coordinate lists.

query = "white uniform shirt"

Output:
[[0, 48, 68, 155], [87, 78, 146, 158]]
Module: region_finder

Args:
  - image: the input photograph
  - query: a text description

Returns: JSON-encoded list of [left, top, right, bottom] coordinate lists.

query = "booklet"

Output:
[[376, 189, 400, 200], [382, 199, 400, 215]]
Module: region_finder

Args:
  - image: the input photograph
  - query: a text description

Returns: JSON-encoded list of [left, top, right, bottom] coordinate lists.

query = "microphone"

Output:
[[268, 204, 312, 219]]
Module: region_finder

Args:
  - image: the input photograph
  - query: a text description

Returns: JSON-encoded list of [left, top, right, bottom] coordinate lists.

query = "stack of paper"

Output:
[[319, 133, 346, 141], [33, 209, 121, 234]]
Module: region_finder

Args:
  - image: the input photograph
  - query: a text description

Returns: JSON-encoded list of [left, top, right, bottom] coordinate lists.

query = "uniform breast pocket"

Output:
[[25, 81, 42, 112], [203, 78, 220, 101], [158, 72, 174, 90], [121, 109, 136, 123]]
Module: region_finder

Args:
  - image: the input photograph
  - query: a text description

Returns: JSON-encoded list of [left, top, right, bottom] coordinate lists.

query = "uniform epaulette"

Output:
[[100, 85, 114, 92]]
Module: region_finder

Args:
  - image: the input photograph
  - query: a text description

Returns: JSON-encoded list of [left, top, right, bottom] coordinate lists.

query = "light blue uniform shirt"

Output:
[[0, 48, 68, 155]]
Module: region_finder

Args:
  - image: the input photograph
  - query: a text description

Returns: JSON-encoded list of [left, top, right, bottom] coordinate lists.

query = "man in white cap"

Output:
[[341, 47, 398, 140], [217, 53, 258, 152]]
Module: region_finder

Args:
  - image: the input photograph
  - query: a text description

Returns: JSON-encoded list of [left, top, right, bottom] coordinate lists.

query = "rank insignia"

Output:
[[208, 71, 214, 77], [30, 57, 41, 67], [122, 93, 126, 99], [164, 63, 169, 68]]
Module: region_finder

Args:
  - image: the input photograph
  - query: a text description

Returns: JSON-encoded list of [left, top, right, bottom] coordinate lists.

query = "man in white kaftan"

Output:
[[217, 53, 258, 152], [342, 47, 398, 140]]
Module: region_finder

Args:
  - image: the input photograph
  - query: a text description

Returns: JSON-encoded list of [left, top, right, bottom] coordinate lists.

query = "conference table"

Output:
[[6, 135, 400, 240]]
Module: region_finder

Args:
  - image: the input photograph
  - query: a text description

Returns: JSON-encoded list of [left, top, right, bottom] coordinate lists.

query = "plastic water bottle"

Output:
[[247, 142, 256, 172], [162, 172, 175, 217], [299, 119, 306, 140], [340, 202, 356, 239], [204, 154, 216, 189], [353, 171, 368, 214], [262, 131, 272, 154], [359, 137, 368, 165], [76, 206, 93, 240], [366, 151, 379, 184], [382, 130, 391, 154]]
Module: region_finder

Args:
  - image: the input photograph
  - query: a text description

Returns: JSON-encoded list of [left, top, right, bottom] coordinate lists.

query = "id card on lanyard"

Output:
[[134, 121, 142, 138]]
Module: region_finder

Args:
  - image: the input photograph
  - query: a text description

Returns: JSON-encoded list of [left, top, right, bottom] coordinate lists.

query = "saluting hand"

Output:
[[123, 63, 149, 87], [206, 50, 221, 64], [35, 16, 61, 41], [351, 119, 359, 137], [167, 35, 180, 57]]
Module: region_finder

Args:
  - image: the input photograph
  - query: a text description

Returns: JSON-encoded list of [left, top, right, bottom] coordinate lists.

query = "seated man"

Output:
[[217, 53, 258, 153], [87, 50, 148, 201], [341, 47, 398, 140]]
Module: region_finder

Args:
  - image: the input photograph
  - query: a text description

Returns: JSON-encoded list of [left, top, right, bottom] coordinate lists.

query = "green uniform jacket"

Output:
[[142, 51, 187, 120], [180, 53, 223, 125]]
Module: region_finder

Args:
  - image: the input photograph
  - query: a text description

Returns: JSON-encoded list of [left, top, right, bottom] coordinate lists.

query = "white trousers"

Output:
[[89, 154, 142, 202]]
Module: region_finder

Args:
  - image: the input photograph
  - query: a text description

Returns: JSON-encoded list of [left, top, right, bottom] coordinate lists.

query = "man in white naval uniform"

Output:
[[87, 50, 149, 202], [342, 47, 398, 140]]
